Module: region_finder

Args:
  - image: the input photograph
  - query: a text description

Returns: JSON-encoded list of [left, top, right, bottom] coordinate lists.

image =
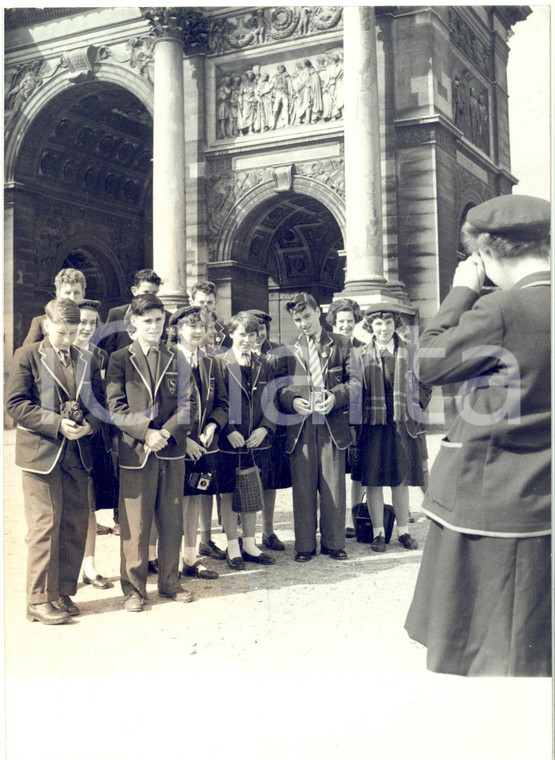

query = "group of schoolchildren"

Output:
[[7, 267, 429, 625]]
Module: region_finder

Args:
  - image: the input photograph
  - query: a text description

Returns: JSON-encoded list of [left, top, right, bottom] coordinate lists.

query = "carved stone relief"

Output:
[[208, 7, 343, 55], [296, 158, 345, 198], [215, 49, 343, 139], [4, 60, 44, 133], [448, 9, 490, 79], [451, 69, 490, 154]]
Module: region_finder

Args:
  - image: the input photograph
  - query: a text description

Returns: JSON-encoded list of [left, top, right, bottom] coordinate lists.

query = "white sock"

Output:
[[182, 546, 197, 567], [83, 557, 97, 577], [374, 527, 385, 537], [242, 537, 261, 556], [227, 538, 241, 559], [397, 525, 408, 536]]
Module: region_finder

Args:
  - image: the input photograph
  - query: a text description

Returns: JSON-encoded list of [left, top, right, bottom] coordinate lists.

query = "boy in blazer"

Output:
[[106, 294, 197, 612], [6, 298, 104, 624], [276, 293, 358, 562], [22, 268, 86, 345]]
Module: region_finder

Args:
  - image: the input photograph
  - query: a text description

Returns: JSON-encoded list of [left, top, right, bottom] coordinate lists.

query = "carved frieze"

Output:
[[208, 7, 343, 55], [4, 60, 44, 134], [451, 69, 490, 155], [60, 45, 110, 81], [448, 9, 490, 79], [296, 158, 345, 198], [215, 50, 343, 139], [454, 163, 494, 213]]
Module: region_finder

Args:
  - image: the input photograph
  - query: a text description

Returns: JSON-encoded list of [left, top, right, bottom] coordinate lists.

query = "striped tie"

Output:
[[308, 336, 324, 390]]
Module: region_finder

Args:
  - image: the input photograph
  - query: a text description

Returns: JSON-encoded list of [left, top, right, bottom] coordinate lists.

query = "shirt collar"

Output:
[[232, 347, 251, 363], [137, 337, 159, 356]]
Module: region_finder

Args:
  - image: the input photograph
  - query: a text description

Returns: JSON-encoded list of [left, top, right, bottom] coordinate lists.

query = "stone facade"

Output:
[[4, 5, 529, 358]]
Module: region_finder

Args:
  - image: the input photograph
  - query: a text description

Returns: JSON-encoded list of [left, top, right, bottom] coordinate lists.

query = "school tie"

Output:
[[190, 351, 198, 369], [58, 349, 70, 368], [146, 346, 159, 386], [240, 352, 251, 367], [307, 336, 324, 390]]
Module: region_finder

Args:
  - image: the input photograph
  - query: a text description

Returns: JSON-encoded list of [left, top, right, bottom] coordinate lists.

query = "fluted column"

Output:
[[342, 6, 387, 297], [142, 8, 208, 310]]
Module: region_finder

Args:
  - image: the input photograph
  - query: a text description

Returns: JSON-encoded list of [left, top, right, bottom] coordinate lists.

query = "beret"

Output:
[[247, 309, 272, 323], [168, 305, 203, 327], [466, 195, 550, 240]]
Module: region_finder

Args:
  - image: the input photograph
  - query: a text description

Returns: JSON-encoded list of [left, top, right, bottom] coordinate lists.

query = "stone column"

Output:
[[341, 6, 389, 302], [142, 8, 208, 310]]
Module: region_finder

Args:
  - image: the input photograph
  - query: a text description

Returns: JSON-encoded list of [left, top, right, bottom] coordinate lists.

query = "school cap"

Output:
[[466, 195, 550, 240], [247, 309, 272, 324], [168, 305, 203, 327]]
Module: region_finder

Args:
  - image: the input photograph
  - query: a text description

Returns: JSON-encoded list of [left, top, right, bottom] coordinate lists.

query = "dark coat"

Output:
[[6, 338, 104, 473], [219, 349, 277, 451], [418, 271, 551, 537], [98, 303, 172, 355], [106, 339, 197, 469], [22, 314, 46, 345], [276, 331, 358, 453]]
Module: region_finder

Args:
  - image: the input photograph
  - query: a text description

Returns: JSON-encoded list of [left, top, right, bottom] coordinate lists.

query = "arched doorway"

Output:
[[8, 79, 152, 344], [210, 192, 344, 344]]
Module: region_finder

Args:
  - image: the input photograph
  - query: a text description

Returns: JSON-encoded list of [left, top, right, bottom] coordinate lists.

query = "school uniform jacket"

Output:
[[22, 314, 47, 345], [98, 303, 172, 355], [417, 271, 551, 537], [177, 348, 229, 454], [276, 331, 359, 454], [219, 349, 277, 451], [6, 338, 104, 474], [106, 339, 197, 469]]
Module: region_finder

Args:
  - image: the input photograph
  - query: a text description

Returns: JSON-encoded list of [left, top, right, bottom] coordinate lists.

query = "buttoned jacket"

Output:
[[6, 338, 104, 473], [418, 271, 551, 537], [106, 339, 197, 469]]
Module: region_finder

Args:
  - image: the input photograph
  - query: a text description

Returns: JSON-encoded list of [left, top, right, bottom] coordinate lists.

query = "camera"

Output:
[[188, 471, 213, 491], [60, 400, 84, 424], [309, 390, 326, 412]]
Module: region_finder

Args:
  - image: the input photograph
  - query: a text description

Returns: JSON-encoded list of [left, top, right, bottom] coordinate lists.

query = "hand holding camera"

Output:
[[311, 389, 335, 415], [59, 401, 91, 439]]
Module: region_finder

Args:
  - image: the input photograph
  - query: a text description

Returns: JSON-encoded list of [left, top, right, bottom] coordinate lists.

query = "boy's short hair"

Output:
[[44, 298, 81, 324], [228, 311, 260, 336], [130, 293, 165, 316], [133, 269, 162, 287], [54, 268, 86, 293], [191, 280, 218, 299], [286, 292, 319, 314]]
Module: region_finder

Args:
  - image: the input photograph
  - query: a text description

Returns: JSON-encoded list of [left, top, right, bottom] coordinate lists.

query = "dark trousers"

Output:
[[289, 418, 346, 552], [22, 442, 89, 604], [119, 455, 185, 599]]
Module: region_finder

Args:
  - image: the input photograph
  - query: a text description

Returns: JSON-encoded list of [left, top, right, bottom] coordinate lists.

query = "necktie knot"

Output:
[[240, 352, 251, 367], [59, 350, 70, 368]]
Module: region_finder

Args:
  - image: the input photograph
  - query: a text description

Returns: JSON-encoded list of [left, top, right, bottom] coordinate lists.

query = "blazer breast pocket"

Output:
[[327, 367, 343, 387], [164, 372, 178, 397]]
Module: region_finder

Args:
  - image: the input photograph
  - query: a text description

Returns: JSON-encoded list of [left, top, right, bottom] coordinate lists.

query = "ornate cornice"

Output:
[[140, 7, 208, 53], [4, 8, 82, 30]]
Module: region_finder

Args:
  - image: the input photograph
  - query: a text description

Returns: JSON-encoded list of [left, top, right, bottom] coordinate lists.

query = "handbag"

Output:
[[352, 493, 395, 544], [232, 449, 265, 513]]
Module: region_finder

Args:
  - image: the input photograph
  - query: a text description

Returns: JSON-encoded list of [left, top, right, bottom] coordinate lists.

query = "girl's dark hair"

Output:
[[362, 310, 404, 334], [228, 311, 260, 336], [326, 298, 363, 327]]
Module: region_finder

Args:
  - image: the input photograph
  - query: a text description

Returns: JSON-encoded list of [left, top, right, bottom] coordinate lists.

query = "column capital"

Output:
[[140, 7, 208, 53]]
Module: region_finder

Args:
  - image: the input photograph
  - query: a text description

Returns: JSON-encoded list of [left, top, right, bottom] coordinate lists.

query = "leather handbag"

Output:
[[352, 493, 395, 544], [232, 449, 265, 513]]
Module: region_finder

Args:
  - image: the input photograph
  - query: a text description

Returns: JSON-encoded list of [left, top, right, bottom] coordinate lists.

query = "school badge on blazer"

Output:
[[166, 375, 177, 394]]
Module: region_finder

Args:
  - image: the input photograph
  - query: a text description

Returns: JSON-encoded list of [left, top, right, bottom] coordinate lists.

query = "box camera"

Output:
[[309, 390, 326, 412], [60, 400, 84, 424], [188, 471, 213, 491]]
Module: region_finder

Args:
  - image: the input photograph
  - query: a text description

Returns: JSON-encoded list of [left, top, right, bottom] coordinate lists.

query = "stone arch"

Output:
[[4, 61, 153, 184], [216, 173, 346, 264]]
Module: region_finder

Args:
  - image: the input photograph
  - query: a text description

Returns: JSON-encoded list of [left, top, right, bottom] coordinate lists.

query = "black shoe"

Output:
[[158, 585, 194, 603], [83, 573, 113, 589], [199, 540, 226, 561], [345, 527, 357, 539], [399, 533, 418, 550], [124, 591, 145, 612], [321, 546, 349, 560], [294, 550, 316, 563], [371, 535, 386, 553], [262, 533, 285, 551], [242, 550, 276, 565], [147, 559, 159, 574], [226, 550, 245, 571], [55, 595, 80, 616], [182, 561, 219, 580], [96, 523, 112, 535], [26, 602, 71, 625]]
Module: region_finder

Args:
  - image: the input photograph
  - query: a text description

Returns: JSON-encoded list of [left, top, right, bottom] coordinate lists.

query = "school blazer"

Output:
[[22, 314, 47, 346], [106, 339, 197, 469], [417, 271, 551, 537], [6, 339, 104, 474], [98, 304, 172, 355], [219, 349, 277, 451], [276, 331, 359, 453], [176, 348, 229, 454]]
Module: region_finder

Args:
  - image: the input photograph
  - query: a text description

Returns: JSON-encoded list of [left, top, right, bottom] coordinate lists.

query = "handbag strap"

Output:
[[237, 447, 255, 469]]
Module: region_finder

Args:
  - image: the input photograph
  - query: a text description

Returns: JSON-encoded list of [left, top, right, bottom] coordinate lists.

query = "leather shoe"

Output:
[[112, 523, 121, 536], [55, 595, 80, 615], [158, 585, 194, 603], [399, 533, 418, 550], [147, 559, 159, 574], [321, 546, 349, 560], [262, 533, 285, 551], [294, 549, 316, 563], [199, 540, 226, 561], [96, 523, 112, 535], [124, 591, 144, 612], [371, 535, 386, 553], [83, 573, 113, 589], [182, 561, 218, 580], [242, 550, 276, 565], [345, 527, 357, 539], [27, 602, 71, 625], [226, 549, 245, 571]]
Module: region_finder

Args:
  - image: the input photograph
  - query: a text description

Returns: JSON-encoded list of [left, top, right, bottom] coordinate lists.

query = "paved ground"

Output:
[[2, 429, 551, 760]]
